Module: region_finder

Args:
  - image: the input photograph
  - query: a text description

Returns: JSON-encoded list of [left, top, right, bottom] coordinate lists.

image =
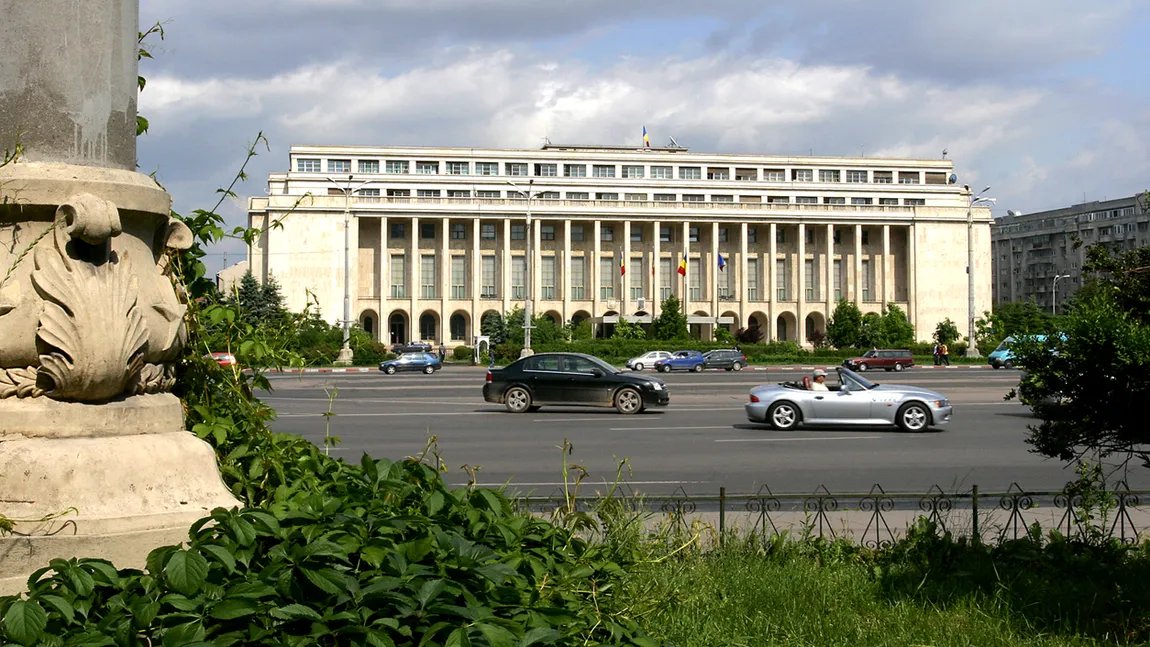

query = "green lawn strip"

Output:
[[629, 549, 1106, 647]]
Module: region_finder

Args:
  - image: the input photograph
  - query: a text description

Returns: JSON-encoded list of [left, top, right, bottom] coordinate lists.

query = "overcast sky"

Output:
[[136, 0, 1150, 276]]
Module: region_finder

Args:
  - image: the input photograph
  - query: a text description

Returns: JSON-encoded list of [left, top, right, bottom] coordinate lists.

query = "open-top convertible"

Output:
[[744, 367, 952, 432]]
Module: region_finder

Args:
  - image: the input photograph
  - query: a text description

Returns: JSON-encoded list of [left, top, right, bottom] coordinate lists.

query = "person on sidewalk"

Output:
[[940, 343, 950, 366], [439, 342, 446, 362], [932, 343, 940, 366]]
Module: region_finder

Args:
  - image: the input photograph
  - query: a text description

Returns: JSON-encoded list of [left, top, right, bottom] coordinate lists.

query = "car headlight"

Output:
[[933, 399, 949, 408], [649, 382, 663, 390]]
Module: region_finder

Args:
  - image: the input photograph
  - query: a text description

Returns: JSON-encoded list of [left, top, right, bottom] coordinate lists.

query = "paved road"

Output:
[[260, 366, 1149, 496]]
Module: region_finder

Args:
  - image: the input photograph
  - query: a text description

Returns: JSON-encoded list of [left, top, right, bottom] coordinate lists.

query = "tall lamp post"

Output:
[[506, 179, 538, 358], [966, 186, 995, 357], [1052, 273, 1071, 316], [326, 174, 376, 365]]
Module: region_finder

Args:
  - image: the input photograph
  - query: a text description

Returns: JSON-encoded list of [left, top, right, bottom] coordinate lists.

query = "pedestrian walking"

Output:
[[940, 342, 950, 366], [439, 342, 446, 362], [932, 343, 940, 366]]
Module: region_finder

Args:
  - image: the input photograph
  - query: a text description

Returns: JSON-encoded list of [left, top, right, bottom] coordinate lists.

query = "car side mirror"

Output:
[[590, 368, 604, 378]]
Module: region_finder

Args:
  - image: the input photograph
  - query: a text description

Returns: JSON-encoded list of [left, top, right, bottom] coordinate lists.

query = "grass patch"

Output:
[[629, 542, 1116, 647]]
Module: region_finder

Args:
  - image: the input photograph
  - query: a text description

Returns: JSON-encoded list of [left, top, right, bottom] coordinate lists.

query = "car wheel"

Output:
[[992, 364, 1001, 370], [692, 363, 703, 373], [504, 386, 532, 414], [733, 362, 743, 371], [1003, 360, 1014, 370], [423, 365, 435, 374], [897, 402, 931, 432], [614, 387, 643, 414], [384, 365, 396, 375], [768, 401, 800, 431], [633, 363, 644, 371], [857, 363, 868, 372], [894, 363, 904, 372], [884, 368, 892, 372], [659, 365, 671, 373]]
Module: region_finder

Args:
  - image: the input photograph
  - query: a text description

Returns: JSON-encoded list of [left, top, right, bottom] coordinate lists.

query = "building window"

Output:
[[879, 198, 899, 206], [718, 262, 731, 299], [622, 165, 645, 179], [446, 161, 469, 175], [776, 229, 786, 244], [719, 227, 729, 243], [541, 257, 556, 300], [767, 196, 790, 204], [417, 189, 441, 198], [385, 160, 409, 174], [904, 198, 925, 206], [834, 259, 843, 300], [660, 258, 673, 299], [630, 257, 644, 300], [862, 231, 870, 245], [567, 192, 590, 200], [776, 259, 788, 300], [511, 257, 526, 299], [563, 164, 586, 177], [475, 162, 498, 176], [653, 193, 674, 202], [707, 167, 730, 180], [682, 194, 704, 202], [480, 223, 496, 240], [390, 255, 406, 298], [689, 227, 699, 243], [805, 228, 815, 245], [358, 160, 379, 174], [447, 190, 470, 198], [851, 197, 872, 205], [898, 171, 920, 184], [416, 161, 439, 174], [631, 227, 643, 243], [297, 158, 321, 172], [511, 225, 526, 240], [748, 227, 757, 243], [600, 258, 615, 300], [386, 189, 410, 198], [846, 170, 867, 183], [873, 171, 892, 184], [651, 166, 673, 179], [925, 172, 947, 185], [328, 159, 351, 173], [795, 196, 818, 204], [449, 313, 466, 341], [601, 225, 614, 242], [541, 224, 555, 241], [862, 259, 874, 301], [421, 222, 436, 239], [506, 162, 528, 176], [833, 230, 841, 244], [735, 168, 757, 181], [805, 259, 819, 301], [660, 226, 673, 243], [390, 223, 405, 239], [824, 197, 846, 205], [481, 257, 497, 298], [357, 188, 380, 197], [679, 166, 702, 180], [570, 258, 585, 300], [764, 169, 785, 182], [626, 192, 649, 201], [451, 256, 466, 299], [819, 170, 841, 183], [571, 225, 585, 241], [538, 191, 560, 200], [689, 262, 702, 300], [747, 258, 759, 300], [450, 223, 466, 240], [712, 194, 734, 202], [792, 169, 814, 182], [596, 192, 619, 200], [592, 165, 616, 178], [534, 163, 557, 177]]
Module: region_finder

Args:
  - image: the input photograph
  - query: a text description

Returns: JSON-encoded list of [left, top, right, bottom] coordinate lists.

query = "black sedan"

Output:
[[483, 352, 669, 414]]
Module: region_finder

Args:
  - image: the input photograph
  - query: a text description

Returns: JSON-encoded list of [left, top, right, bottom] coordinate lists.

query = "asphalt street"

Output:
[[259, 366, 1149, 496]]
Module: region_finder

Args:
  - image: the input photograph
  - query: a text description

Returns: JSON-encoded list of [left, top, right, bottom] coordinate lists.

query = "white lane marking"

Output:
[[607, 425, 733, 431], [715, 435, 884, 443], [276, 411, 501, 418]]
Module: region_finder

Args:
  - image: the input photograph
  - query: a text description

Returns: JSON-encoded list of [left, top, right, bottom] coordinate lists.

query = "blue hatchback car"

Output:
[[380, 352, 442, 375], [654, 350, 705, 373]]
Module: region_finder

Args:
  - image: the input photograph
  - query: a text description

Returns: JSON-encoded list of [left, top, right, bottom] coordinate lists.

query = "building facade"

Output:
[[991, 194, 1149, 313], [247, 144, 993, 346]]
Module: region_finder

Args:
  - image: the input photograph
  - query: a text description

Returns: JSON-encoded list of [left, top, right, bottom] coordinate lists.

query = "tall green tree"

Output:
[[480, 311, 507, 345], [881, 304, 915, 348], [227, 270, 286, 328], [651, 295, 689, 341], [826, 299, 864, 348], [613, 317, 646, 340], [934, 318, 960, 346]]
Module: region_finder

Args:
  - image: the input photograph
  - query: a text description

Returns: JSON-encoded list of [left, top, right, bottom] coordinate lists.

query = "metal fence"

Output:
[[513, 482, 1147, 547]]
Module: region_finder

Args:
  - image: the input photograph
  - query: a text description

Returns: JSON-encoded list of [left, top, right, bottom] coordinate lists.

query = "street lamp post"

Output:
[[506, 179, 537, 358], [1052, 273, 1071, 315], [326, 174, 376, 365], [966, 186, 995, 358]]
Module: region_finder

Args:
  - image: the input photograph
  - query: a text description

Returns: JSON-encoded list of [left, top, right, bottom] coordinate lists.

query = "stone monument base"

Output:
[[0, 395, 240, 595]]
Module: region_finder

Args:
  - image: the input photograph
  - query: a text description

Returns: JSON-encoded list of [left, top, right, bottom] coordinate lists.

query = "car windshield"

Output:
[[994, 339, 1012, 352], [582, 355, 621, 374], [862, 350, 877, 358], [839, 367, 877, 390]]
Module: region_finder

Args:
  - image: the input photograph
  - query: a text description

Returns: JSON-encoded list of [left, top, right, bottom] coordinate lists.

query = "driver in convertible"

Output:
[[810, 369, 829, 391]]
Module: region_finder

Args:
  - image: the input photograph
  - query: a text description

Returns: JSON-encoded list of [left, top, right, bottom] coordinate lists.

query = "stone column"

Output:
[[562, 219, 571, 323], [710, 221, 720, 320], [622, 220, 630, 316], [825, 223, 834, 316], [440, 217, 449, 343], [471, 218, 480, 340], [0, 0, 238, 594], [908, 224, 918, 332], [797, 223, 806, 346], [652, 220, 661, 316], [882, 224, 891, 309], [681, 221, 690, 313], [410, 216, 419, 338], [379, 216, 388, 342], [501, 219, 511, 315], [739, 222, 749, 326], [592, 220, 602, 317], [768, 222, 777, 342], [854, 224, 863, 306]]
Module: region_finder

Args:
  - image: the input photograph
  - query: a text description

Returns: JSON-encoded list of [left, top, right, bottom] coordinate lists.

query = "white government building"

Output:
[[246, 143, 992, 347]]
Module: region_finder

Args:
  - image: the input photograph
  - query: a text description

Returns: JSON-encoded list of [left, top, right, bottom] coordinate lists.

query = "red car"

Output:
[[841, 349, 914, 372], [204, 352, 237, 367]]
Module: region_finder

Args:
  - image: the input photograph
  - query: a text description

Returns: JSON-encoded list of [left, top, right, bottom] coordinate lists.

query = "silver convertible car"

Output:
[[745, 367, 953, 432]]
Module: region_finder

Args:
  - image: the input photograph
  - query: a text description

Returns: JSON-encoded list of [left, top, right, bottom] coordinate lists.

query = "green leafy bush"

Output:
[[453, 345, 473, 361]]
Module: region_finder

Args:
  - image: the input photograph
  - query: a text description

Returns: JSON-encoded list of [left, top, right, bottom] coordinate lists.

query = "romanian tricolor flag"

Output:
[[619, 250, 626, 275], [718, 253, 727, 271], [643, 126, 650, 148], [677, 254, 687, 276]]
